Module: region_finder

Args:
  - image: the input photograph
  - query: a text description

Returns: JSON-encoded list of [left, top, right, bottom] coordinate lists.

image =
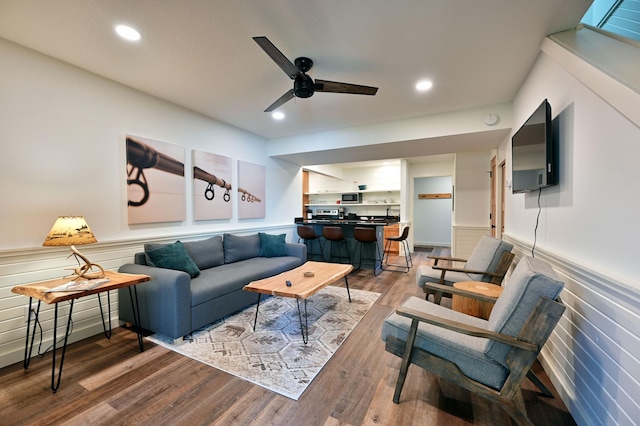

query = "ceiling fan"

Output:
[[253, 36, 378, 112]]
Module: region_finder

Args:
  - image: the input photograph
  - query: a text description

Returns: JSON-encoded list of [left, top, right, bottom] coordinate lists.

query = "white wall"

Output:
[[0, 39, 301, 368], [0, 38, 301, 250], [453, 152, 492, 227], [503, 36, 640, 426], [505, 54, 639, 287]]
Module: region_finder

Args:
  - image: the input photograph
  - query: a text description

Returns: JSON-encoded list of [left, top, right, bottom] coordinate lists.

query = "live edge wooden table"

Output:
[[11, 270, 150, 392], [243, 261, 353, 344]]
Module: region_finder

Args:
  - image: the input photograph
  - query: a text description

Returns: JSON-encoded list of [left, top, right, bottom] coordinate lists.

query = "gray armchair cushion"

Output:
[[416, 235, 513, 288], [382, 296, 508, 390], [485, 256, 564, 364], [223, 233, 261, 263], [182, 235, 224, 269], [464, 235, 513, 282]]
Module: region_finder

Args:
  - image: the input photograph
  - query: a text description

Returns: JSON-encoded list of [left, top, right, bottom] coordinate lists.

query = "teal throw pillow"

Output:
[[145, 241, 201, 278], [259, 232, 289, 257]]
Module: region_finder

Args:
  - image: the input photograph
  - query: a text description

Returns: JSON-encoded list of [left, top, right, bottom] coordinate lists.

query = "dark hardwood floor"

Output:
[[0, 251, 576, 425]]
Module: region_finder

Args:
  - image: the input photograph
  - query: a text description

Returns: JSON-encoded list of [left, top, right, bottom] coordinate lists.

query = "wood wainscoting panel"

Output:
[[451, 226, 490, 261]]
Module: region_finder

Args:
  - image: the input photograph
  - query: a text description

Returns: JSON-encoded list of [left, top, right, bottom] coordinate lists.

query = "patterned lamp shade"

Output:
[[42, 216, 98, 247]]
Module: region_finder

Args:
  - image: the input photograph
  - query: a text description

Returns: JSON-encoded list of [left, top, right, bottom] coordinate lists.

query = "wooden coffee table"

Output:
[[243, 261, 353, 343]]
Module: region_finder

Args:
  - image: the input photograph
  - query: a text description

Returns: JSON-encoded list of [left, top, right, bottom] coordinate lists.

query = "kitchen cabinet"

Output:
[[305, 189, 400, 207], [383, 223, 400, 254]]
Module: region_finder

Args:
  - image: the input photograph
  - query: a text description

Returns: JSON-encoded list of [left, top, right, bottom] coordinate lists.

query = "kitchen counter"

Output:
[[299, 218, 399, 226]]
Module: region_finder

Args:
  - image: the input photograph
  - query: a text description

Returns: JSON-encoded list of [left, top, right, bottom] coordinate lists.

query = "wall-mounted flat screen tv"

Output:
[[511, 99, 557, 193]]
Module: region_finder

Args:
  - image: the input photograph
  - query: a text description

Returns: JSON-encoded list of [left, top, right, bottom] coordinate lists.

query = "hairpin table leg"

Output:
[[252, 293, 262, 331], [296, 298, 309, 344], [51, 300, 75, 393]]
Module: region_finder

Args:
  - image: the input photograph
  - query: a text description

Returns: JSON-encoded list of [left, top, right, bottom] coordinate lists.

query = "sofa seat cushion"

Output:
[[190, 256, 304, 306], [382, 296, 508, 390]]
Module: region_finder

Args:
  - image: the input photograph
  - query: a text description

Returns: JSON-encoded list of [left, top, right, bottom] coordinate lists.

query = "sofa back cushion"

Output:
[[182, 236, 224, 269], [223, 233, 261, 263], [465, 235, 513, 282]]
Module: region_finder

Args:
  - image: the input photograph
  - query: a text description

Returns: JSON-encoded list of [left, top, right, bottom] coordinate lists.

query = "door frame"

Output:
[[489, 156, 506, 239]]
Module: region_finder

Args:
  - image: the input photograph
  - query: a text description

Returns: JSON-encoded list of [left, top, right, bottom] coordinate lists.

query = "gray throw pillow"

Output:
[[223, 233, 261, 263]]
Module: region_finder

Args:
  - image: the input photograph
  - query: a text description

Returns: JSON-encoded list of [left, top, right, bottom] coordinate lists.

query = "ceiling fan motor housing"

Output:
[[294, 75, 315, 98]]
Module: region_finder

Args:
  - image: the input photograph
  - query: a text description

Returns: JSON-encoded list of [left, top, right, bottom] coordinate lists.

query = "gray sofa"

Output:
[[118, 232, 306, 340]]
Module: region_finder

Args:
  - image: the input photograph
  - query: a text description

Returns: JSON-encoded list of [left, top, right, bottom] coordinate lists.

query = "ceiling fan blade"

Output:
[[314, 79, 378, 96], [264, 89, 295, 112], [253, 36, 302, 80]]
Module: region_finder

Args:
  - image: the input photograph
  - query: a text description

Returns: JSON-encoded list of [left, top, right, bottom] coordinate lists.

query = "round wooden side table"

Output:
[[451, 281, 503, 320]]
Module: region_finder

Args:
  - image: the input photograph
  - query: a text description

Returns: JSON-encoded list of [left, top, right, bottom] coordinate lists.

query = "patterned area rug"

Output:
[[146, 286, 380, 400]]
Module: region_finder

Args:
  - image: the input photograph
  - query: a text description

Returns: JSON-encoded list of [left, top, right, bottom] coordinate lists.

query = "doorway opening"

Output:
[[413, 176, 453, 251]]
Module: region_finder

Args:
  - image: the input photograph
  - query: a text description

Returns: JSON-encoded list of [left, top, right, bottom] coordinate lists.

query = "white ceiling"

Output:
[[0, 1, 591, 158]]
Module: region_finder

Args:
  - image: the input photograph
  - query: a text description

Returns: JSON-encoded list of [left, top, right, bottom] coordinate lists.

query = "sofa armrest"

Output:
[[285, 242, 307, 262], [118, 263, 192, 339]]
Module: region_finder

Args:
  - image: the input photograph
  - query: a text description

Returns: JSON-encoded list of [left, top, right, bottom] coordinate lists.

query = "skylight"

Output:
[[581, 0, 640, 42]]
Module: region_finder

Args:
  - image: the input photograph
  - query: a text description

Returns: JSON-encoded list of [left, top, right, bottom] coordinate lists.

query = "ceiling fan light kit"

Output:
[[253, 36, 378, 112]]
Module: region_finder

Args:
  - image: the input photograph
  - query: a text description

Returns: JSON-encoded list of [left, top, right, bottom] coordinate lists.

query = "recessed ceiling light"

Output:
[[115, 24, 142, 41], [416, 80, 433, 92], [272, 112, 285, 120]]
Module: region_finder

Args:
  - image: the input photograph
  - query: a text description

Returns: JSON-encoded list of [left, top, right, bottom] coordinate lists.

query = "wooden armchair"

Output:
[[417, 235, 514, 303], [384, 256, 565, 426]]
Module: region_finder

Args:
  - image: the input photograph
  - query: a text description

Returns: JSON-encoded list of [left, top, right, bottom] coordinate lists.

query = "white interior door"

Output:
[[413, 176, 452, 247]]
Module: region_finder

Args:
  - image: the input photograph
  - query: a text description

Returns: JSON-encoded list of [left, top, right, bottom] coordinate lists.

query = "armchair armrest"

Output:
[[422, 282, 501, 303], [395, 305, 537, 352], [431, 264, 503, 277], [427, 254, 467, 265]]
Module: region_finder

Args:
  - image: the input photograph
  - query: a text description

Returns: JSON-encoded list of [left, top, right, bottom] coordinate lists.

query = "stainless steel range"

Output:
[[314, 208, 339, 219]]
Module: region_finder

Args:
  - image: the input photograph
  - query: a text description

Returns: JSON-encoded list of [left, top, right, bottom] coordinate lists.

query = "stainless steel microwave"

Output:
[[341, 193, 362, 204]]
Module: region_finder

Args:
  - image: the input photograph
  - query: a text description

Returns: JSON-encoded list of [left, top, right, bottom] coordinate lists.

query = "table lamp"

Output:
[[42, 216, 105, 280]]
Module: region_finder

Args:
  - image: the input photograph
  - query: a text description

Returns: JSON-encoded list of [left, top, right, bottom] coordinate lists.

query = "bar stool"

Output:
[[353, 227, 383, 276], [296, 225, 324, 260], [383, 226, 413, 273], [322, 226, 351, 264]]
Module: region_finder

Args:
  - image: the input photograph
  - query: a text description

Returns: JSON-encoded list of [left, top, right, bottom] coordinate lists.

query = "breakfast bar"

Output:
[[295, 217, 399, 274]]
